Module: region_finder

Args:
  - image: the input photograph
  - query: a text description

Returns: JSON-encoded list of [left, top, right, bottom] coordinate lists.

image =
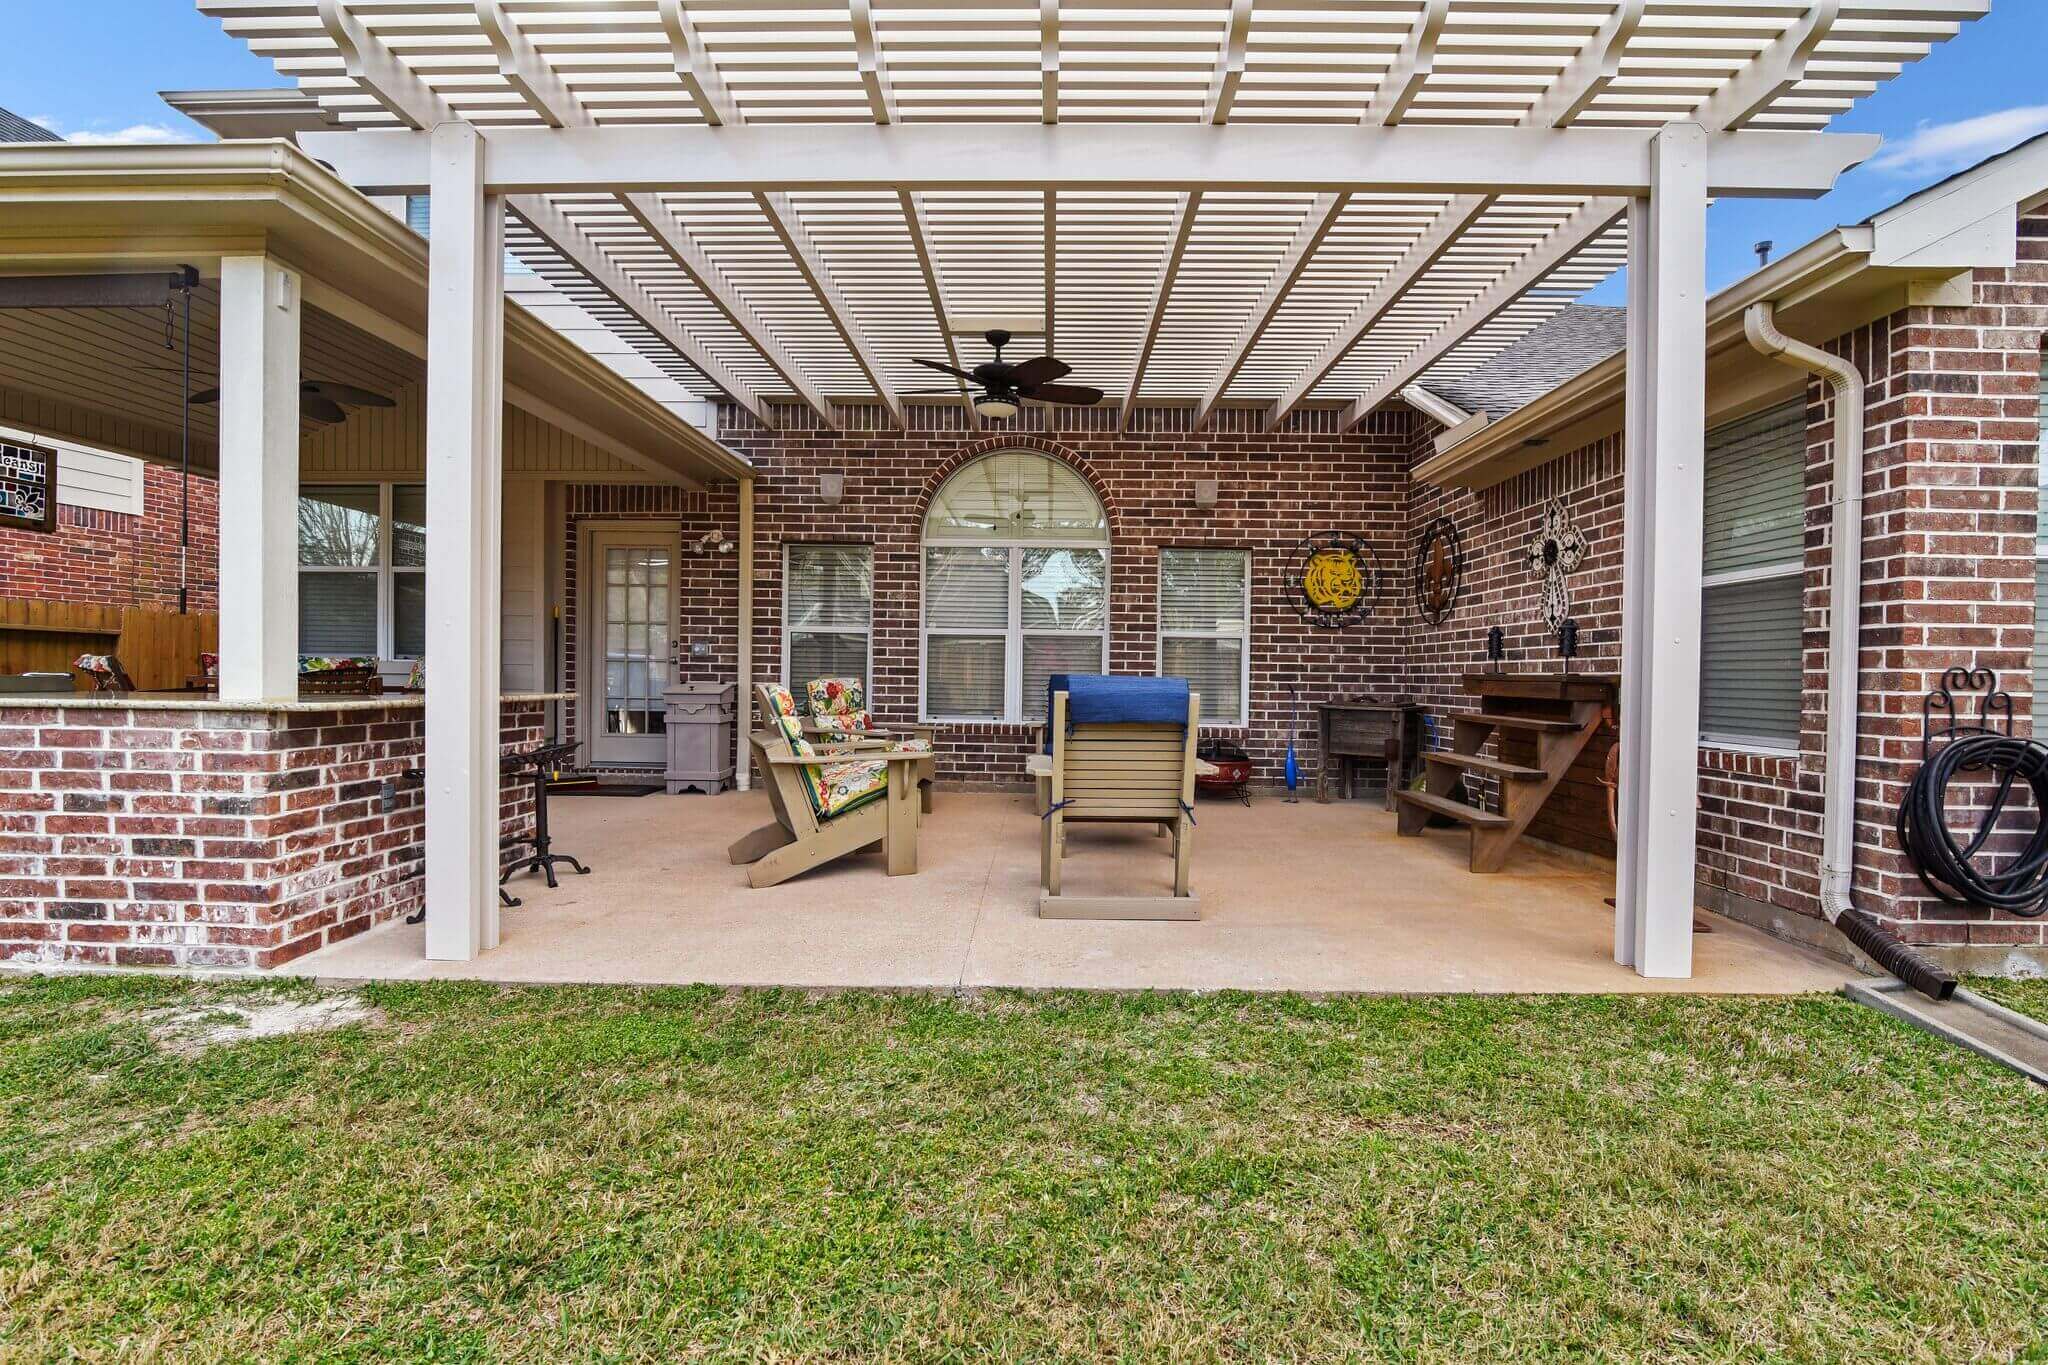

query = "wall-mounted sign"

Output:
[[0, 439, 57, 534], [1288, 530, 1382, 630]]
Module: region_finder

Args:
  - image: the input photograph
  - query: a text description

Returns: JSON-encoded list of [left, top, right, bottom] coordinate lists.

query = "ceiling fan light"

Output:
[[974, 395, 1019, 420]]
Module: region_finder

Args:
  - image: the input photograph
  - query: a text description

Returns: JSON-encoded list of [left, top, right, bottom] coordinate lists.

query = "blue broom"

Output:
[[1284, 685, 1301, 802]]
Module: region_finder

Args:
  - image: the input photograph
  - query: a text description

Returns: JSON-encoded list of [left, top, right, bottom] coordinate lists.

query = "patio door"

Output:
[[581, 526, 681, 768]]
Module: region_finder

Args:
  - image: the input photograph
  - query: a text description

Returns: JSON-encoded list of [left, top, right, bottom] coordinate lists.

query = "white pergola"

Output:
[[193, 0, 1986, 971]]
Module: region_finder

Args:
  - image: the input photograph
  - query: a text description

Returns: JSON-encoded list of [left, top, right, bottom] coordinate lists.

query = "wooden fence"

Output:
[[0, 599, 219, 692]]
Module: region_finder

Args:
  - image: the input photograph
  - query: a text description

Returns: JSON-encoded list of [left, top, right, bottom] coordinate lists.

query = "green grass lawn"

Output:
[[2, 977, 2044, 1362]]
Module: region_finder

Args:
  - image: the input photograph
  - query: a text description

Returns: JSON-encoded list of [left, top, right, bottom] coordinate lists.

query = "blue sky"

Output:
[[5, 2, 2046, 303]]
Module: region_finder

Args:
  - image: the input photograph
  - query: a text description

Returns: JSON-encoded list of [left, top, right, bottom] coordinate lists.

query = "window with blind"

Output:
[[298, 483, 425, 659], [1699, 401, 1805, 747], [784, 544, 872, 699], [923, 451, 1109, 722], [1158, 549, 1250, 725]]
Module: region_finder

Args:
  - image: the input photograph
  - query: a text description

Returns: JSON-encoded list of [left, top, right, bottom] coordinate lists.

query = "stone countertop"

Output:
[[0, 690, 575, 714]]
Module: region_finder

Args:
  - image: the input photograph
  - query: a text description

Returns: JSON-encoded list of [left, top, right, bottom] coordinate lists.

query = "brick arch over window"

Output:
[[913, 435, 1122, 542]]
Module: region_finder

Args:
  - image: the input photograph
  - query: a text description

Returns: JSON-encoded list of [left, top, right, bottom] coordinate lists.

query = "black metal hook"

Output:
[[1921, 665, 2012, 761]]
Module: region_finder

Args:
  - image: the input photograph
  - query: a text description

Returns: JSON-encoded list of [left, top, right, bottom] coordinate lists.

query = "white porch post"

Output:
[[1616, 123, 1708, 978], [424, 122, 507, 961], [736, 474, 755, 793], [214, 255, 301, 702]]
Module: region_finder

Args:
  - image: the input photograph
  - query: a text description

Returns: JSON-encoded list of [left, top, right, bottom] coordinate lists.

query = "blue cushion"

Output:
[[1060, 674, 1192, 728], [1043, 672, 1095, 751]]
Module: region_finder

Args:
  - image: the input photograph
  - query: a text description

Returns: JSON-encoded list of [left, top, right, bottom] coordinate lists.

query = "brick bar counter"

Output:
[[0, 693, 564, 971]]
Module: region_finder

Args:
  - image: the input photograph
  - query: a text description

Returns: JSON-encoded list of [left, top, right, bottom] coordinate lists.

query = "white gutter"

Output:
[[1743, 302, 1862, 922]]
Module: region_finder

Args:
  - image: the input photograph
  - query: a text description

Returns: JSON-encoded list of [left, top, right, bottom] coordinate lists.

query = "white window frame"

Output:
[[297, 481, 425, 660], [1698, 401, 1805, 753], [920, 541, 1112, 724], [1155, 547, 1252, 728], [781, 542, 873, 701]]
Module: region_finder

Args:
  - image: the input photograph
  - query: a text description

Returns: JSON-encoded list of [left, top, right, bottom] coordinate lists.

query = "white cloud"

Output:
[[1869, 105, 2048, 178], [26, 116, 185, 146]]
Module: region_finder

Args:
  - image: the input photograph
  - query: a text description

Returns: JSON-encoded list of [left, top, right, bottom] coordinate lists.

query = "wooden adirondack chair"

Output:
[[796, 675, 935, 813], [1039, 686, 1201, 920], [727, 683, 929, 888]]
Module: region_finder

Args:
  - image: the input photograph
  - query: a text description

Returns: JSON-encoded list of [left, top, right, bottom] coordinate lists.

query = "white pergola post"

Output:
[[735, 474, 755, 792], [1616, 123, 1709, 978], [424, 122, 507, 961], [214, 254, 301, 702]]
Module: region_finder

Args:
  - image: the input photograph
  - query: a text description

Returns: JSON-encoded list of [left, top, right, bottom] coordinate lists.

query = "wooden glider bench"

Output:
[[1039, 685, 1202, 920], [727, 684, 930, 888], [1394, 673, 1613, 873]]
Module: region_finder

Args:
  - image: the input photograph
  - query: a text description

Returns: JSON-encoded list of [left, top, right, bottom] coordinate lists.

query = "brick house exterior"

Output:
[[4, 203, 2043, 969], [0, 462, 219, 612]]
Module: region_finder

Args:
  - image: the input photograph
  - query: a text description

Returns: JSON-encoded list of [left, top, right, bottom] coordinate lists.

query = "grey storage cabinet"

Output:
[[663, 681, 737, 794]]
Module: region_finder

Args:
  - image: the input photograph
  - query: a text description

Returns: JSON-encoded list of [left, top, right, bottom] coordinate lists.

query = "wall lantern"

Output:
[[819, 471, 845, 506], [1192, 478, 1219, 510]]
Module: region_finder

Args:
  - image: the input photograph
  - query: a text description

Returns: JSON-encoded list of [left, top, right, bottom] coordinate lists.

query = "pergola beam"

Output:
[[1332, 0, 1852, 430], [758, 190, 905, 426], [1041, 0, 1061, 125], [299, 125, 1878, 199], [1334, 197, 1628, 430], [1256, 0, 1644, 430], [617, 193, 838, 426], [1190, 193, 1346, 429], [655, 0, 739, 127], [507, 196, 769, 428], [1262, 194, 1492, 431], [490, 0, 854, 426], [317, 1, 809, 422], [900, 190, 978, 428], [1359, 0, 1450, 127], [1696, 0, 1842, 130], [1118, 192, 1200, 430]]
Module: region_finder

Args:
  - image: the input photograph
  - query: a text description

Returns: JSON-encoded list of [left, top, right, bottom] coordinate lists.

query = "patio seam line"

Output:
[[952, 806, 1005, 991]]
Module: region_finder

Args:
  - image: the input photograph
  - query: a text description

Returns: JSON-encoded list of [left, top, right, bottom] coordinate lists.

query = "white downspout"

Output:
[[1743, 303, 1863, 922]]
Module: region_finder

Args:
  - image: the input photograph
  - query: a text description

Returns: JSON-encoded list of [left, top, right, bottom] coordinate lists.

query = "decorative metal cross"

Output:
[[1525, 498, 1587, 634]]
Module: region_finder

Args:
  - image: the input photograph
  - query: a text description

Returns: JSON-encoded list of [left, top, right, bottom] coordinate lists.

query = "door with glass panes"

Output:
[[581, 526, 680, 767]]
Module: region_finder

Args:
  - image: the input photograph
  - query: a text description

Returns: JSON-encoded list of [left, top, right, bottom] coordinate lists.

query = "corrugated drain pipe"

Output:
[[1743, 303, 1957, 999]]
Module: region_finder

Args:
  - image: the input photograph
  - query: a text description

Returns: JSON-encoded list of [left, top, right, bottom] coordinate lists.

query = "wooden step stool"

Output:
[[1395, 673, 1613, 873]]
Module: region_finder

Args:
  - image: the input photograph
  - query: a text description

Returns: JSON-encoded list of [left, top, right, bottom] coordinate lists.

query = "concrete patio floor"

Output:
[[288, 790, 1855, 994]]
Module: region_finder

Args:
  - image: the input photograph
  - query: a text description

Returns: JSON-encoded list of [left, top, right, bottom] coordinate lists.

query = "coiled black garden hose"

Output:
[[1894, 730, 2048, 919]]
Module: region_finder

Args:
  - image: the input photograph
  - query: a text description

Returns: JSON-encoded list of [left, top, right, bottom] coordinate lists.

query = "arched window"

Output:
[[923, 450, 1109, 722]]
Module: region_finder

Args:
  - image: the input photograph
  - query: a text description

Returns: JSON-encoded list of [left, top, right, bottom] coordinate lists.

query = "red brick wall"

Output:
[[0, 699, 542, 971], [1397, 213, 2047, 952], [0, 463, 220, 611], [1842, 217, 2045, 950], [693, 405, 1414, 788], [1402, 431, 1625, 856]]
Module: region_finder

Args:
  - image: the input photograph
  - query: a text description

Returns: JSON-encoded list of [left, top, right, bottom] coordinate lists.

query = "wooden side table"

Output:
[[1315, 700, 1421, 810]]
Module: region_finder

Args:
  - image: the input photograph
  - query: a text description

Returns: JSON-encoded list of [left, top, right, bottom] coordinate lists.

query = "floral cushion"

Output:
[[764, 683, 888, 820], [805, 676, 866, 717], [806, 677, 882, 742]]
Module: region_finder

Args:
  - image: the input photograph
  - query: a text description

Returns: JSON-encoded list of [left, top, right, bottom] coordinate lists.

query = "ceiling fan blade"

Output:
[[186, 387, 221, 405], [301, 395, 349, 424], [304, 380, 396, 408], [902, 386, 971, 395], [1021, 383, 1104, 406], [1007, 355, 1070, 388], [911, 357, 978, 382]]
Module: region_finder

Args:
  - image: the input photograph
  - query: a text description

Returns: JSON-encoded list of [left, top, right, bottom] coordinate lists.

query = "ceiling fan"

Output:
[[185, 380, 398, 425], [908, 329, 1103, 419]]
